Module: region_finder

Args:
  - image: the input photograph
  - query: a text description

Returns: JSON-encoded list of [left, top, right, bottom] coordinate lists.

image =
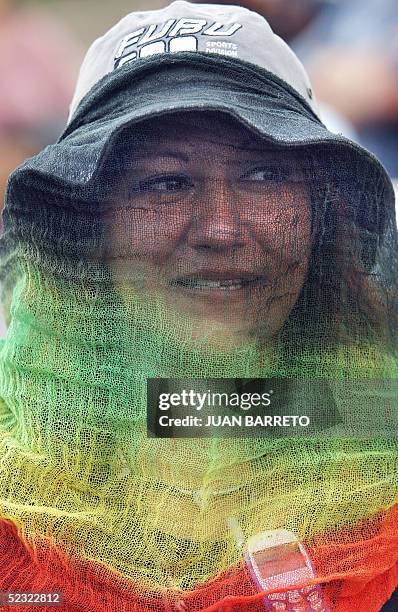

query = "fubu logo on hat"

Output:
[[114, 18, 243, 69]]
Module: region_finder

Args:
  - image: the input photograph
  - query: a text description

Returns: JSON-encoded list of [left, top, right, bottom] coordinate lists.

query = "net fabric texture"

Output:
[[0, 54, 397, 612]]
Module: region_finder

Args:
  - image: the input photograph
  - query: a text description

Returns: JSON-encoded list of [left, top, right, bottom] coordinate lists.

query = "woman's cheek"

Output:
[[254, 217, 309, 266], [251, 202, 311, 289], [108, 208, 188, 261]]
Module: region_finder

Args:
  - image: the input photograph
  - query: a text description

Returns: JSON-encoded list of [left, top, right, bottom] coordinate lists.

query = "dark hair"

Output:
[[284, 147, 396, 354]]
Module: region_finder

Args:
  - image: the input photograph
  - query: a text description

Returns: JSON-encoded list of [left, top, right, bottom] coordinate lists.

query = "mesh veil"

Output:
[[0, 55, 397, 611]]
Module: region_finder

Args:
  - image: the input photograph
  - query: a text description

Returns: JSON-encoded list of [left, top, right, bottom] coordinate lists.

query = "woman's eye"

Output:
[[243, 168, 277, 182], [241, 167, 297, 182], [137, 175, 193, 193]]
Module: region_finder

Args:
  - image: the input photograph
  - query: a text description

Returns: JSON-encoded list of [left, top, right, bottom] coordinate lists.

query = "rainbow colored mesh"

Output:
[[0, 54, 397, 612]]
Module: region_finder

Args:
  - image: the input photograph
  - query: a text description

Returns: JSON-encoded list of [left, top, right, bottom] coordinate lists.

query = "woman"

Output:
[[0, 2, 397, 611]]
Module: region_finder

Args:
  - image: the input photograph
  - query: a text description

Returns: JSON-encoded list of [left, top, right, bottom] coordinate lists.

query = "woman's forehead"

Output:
[[124, 111, 289, 157]]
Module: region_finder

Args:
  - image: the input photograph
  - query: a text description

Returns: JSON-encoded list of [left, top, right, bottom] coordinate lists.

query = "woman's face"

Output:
[[107, 112, 311, 348]]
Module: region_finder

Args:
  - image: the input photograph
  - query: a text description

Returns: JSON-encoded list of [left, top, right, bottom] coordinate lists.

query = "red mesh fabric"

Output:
[[1, 505, 397, 611]]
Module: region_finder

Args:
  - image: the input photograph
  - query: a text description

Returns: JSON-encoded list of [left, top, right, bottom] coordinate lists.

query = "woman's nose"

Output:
[[186, 179, 246, 251]]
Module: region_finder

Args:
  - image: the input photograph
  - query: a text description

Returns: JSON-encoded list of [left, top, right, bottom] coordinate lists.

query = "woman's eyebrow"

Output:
[[129, 145, 288, 166], [132, 150, 190, 163], [228, 153, 287, 165]]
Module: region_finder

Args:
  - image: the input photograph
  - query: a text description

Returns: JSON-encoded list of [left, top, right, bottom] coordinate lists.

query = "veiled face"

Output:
[[107, 112, 311, 348]]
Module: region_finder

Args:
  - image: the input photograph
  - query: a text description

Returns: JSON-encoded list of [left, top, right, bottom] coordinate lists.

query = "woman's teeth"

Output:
[[175, 277, 263, 290]]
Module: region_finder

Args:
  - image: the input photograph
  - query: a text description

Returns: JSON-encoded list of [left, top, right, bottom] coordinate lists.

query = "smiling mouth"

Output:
[[170, 275, 266, 291]]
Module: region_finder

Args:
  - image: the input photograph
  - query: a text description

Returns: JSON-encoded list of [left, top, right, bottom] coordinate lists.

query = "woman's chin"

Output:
[[189, 321, 256, 352], [114, 281, 282, 356]]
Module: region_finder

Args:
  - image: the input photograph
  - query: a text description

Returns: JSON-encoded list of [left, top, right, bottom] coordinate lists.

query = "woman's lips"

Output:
[[169, 272, 267, 301]]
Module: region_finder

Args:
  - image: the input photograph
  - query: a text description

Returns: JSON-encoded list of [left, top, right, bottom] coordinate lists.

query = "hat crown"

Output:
[[68, 0, 318, 122]]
